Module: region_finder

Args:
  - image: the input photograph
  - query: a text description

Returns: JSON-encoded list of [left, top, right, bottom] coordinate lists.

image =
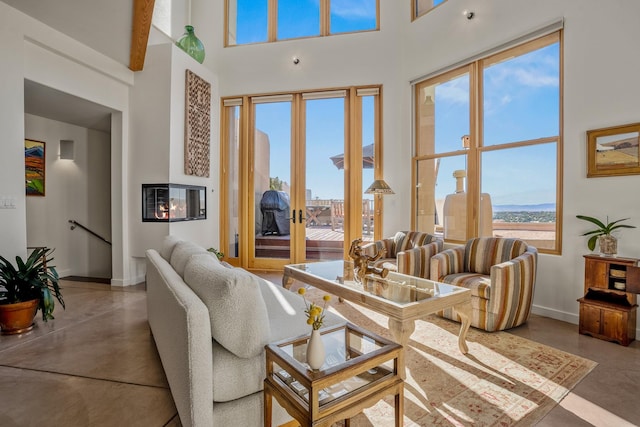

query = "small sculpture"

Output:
[[348, 238, 389, 283]]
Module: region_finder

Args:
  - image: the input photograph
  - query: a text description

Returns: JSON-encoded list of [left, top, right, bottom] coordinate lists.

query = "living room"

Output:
[[0, 0, 639, 425]]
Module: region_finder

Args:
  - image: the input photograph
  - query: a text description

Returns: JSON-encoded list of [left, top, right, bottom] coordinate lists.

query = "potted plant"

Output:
[[576, 215, 636, 256], [207, 247, 224, 260], [0, 247, 65, 334]]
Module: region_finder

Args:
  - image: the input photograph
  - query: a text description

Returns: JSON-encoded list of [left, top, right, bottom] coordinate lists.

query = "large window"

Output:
[[413, 32, 562, 254], [226, 0, 378, 46]]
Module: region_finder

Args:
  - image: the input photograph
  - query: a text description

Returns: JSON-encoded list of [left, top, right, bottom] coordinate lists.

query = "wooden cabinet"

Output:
[[579, 255, 639, 346]]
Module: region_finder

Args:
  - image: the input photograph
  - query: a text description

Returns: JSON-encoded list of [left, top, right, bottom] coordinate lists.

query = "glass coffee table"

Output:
[[283, 260, 472, 377], [264, 322, 403, 427]]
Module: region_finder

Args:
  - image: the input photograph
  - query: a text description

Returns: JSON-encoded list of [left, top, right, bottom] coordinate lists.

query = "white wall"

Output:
[[197, 0, 640, 328], [0, 2, 135, 285], [25, 114, 112, 279], [130, 43, 220, 258]]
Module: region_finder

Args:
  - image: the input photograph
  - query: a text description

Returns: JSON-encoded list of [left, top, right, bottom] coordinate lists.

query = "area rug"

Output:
[[297, 285, 597, 427]]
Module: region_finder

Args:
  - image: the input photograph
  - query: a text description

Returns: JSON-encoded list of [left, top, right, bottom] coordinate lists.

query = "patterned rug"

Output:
[[296, 284, 597, 427]]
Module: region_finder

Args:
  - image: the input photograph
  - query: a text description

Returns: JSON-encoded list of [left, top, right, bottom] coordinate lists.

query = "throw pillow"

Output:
[[183, 255, 270, 359], [169, 241, 208, 277], [160, 235, 182, 261]]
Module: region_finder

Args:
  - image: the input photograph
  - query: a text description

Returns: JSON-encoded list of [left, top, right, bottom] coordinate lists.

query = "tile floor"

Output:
[[0, 277, 638, 426]]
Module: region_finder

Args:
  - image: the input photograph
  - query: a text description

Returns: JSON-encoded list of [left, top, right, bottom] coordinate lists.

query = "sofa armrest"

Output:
[[146, 249, 213, 427], [397, 240, 443, 279], [488, 247, 538, 324], [361, 238, 394, 258], [430, 246, 465, 281]]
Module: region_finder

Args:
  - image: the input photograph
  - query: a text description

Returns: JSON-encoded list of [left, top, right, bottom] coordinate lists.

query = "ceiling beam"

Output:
[[129, 0, 156, 71]]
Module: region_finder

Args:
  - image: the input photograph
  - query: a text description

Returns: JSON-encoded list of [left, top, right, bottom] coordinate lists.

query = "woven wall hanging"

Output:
[[185, 69, 211, 177]]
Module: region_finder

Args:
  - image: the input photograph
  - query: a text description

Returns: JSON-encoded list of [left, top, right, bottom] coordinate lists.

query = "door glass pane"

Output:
[[226, 106, 240, 258], [415, 72, 470, 156], [278, 0, 320, 40], [330, 0, 377, 34], [229, 0, 268, 45], [254, 102, 292, 259], [361, 95, 375, 240], [416, 155, 467, 241], [481, 143, 557, 249], [306, 97, 345, 260], [483, 42, 560, 146]]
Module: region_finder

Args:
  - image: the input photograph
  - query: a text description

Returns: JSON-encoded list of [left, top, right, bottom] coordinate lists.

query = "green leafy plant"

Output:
[[207, 247, 224, 260], [0, 247, 65, 321], [576, 215, 636, 251]]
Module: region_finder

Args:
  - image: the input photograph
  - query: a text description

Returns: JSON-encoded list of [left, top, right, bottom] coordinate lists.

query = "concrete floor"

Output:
[[0, 278, 638, 426]]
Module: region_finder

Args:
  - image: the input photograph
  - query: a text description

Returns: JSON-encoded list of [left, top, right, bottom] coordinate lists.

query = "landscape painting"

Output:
[[587, 123, 640, 177], [25, 139, 45, 196]]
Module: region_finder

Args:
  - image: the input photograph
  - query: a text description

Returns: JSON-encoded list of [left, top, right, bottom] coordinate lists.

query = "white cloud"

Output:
[[436, 77, 470, 105], [330, 0, 377, 19]]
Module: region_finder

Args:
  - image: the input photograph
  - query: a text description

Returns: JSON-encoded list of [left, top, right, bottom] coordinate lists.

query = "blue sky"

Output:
[[244, 3, 559, 207]]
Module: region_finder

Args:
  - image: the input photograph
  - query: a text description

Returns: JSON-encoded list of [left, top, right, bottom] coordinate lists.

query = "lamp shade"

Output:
[[364, 179, 394, 195]]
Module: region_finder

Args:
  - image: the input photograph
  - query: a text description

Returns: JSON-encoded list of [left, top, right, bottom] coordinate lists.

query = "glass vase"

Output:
[[176, 25, 205, 64], [306, 329, 325, 370], [598, 234, 617, 257]]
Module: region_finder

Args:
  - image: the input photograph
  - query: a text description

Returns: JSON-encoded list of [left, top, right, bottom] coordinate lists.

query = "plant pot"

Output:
[[0, 299, 38, 335], [598, 235, 618, 257]]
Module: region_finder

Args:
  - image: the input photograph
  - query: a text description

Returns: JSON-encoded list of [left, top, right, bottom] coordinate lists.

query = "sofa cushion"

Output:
[[211, 339, 264, 402], [441, 272, 491, 299], [170, 241, 209, 277], [183, 255, 270, 359], [160, 235, 182, 261], [464, 237, 528, 275]]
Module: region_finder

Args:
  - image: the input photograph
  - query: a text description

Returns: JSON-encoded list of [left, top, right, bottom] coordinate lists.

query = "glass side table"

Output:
[[264, 322, 404, 427]]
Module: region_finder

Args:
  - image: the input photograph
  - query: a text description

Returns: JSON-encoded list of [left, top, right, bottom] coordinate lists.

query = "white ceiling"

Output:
[[2, 0, 131, 133], [1, 0, 132, 66]]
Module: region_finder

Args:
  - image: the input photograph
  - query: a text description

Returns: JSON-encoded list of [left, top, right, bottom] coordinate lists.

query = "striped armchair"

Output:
[[361, 231, 443, 279], [430, 237, 538, 332]]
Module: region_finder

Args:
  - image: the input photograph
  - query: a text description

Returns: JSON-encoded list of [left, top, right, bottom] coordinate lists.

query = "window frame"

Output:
[[412, 0, 449, 22], [412, 31, 563, 255], [225, 0, 380, 47]]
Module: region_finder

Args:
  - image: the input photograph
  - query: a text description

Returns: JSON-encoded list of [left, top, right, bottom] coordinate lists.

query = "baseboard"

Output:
[[110, 274, 145, 287], [531, 304, 579, 325]]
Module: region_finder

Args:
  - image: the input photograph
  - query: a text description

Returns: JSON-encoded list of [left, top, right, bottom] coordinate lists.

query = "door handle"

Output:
[[299, 209, 305, 224], [291, 209, 296, 223]]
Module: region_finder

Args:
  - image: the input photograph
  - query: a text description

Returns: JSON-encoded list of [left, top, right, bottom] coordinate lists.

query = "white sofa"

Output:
[[146, 237, 345, 426]]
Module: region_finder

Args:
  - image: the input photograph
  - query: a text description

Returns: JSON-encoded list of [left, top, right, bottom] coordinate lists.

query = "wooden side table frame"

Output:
[[264, 323, 404, 427]]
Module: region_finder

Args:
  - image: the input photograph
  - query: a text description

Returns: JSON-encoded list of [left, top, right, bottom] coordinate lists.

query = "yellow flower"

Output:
[[298, 290, 332, 330]]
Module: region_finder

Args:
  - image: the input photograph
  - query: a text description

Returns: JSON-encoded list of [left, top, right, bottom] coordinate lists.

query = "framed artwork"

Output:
[[25, 139, 45, 196], [587, 122, 640, 178]]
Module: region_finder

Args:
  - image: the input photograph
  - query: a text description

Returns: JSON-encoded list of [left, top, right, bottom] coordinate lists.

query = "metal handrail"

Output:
[[68, 220, 112, 246]]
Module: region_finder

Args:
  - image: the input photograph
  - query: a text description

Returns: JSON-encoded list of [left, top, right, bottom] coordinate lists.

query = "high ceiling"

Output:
[[1, 0, 133, 66]]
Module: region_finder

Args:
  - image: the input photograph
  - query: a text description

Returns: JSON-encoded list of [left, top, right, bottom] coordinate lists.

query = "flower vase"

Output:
[[176, 25, 205, 64], [306, 329, 325, 370]]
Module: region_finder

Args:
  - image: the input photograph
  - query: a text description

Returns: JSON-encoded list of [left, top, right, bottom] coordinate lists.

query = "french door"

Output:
[[221, 87, 382, 270]]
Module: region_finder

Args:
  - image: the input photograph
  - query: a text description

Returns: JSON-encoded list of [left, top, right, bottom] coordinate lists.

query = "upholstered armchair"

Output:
[[361, 231, 443, 279], [430, 237, 538, 332]]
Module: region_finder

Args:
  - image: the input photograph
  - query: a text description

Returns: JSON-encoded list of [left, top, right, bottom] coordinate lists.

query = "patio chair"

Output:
[[330, 200, 344, 231], [430, 237, 538, 332], [361, 231, 443, 279]]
